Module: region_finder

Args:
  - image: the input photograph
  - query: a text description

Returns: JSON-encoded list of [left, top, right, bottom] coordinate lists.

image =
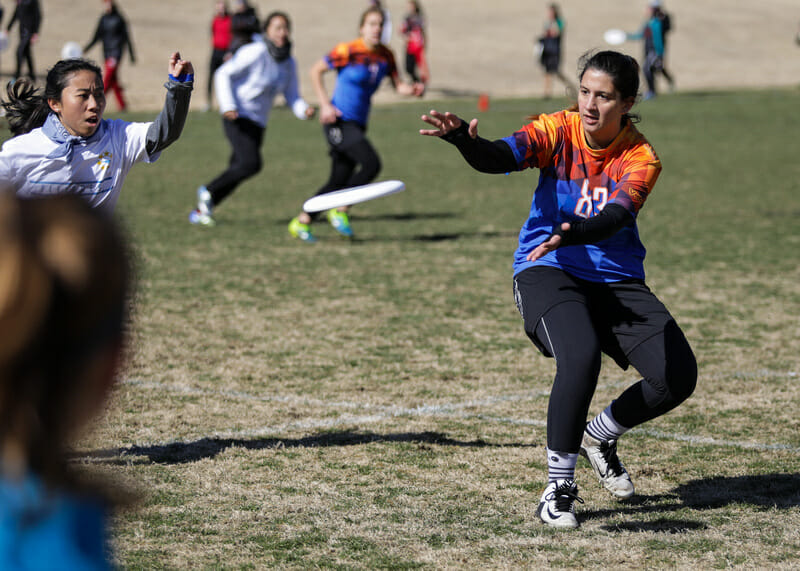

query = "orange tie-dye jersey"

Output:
[[502, 110, 661, 282], [325, 38, 398, 126]]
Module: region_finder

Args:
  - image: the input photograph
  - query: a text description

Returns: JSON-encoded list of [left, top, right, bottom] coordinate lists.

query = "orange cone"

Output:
[[478, 93, 490, 112]]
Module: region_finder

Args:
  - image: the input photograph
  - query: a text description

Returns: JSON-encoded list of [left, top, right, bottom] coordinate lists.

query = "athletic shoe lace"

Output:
[[600, 440, 625, 476], [553, 480, 584, 512]]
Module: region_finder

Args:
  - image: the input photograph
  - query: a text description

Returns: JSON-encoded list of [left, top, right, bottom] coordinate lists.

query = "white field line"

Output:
[[111, 373, 800, 455]]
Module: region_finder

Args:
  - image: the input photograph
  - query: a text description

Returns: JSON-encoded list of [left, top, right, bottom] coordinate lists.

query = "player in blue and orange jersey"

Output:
[[289, 5, 424, 242], [421, 51, 696, 529]]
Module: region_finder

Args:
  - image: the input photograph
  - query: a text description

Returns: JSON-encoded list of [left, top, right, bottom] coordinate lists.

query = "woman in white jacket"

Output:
[[190, 10, 315, 225]]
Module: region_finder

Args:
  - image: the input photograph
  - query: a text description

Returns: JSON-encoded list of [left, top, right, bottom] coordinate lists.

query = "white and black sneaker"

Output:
[[189, 186, 216, 226], [580, 431, 634, 500], [536, 478, 584, 529]]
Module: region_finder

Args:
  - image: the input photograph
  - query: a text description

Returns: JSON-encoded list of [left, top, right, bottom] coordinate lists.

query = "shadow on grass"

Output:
[[274, 212, 457, 226], [600, 518, 708, 533], [360, 229, 519, 243], [81, 429, 536, 465], [589, 473, 800, 531], [266, 211, 519, 242]]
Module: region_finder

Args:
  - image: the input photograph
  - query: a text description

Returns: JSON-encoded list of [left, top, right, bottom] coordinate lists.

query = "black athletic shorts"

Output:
[[513, 266, 675, 369]]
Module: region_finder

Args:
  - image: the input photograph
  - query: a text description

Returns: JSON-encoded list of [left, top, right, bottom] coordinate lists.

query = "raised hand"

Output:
[[419, 110, 478, 138], [168, 52, 194, 79]]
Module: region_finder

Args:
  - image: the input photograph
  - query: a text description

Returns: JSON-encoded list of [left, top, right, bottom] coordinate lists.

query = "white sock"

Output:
[[586, 403, 630, 442], [546, 448, 578, 483]]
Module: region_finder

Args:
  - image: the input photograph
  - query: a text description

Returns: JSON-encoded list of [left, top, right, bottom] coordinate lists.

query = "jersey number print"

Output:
[[574, 179, 608, 218]]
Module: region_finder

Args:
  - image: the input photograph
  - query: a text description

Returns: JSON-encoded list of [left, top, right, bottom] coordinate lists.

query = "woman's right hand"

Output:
[[319, 102, 341, 125], [419, 110, 478, 138]]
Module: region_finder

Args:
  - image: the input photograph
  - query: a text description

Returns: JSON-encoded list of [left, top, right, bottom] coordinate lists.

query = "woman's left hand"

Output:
[[168, 52, 194, 78], [527, 222, 570, 261]]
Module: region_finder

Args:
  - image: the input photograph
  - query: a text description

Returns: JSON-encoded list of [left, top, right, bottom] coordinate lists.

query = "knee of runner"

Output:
[[643, 351, 697, 409], [359, 155, 381, 181], [665, 351, 697, 404], [240, 157, 262, 178]]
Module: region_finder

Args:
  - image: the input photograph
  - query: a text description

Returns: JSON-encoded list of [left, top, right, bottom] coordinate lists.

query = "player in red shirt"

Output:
[[401, 1, 428, 84], [207, 0, 232, 110]]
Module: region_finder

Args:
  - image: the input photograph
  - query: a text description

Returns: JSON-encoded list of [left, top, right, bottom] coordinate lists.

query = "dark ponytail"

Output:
[[2, 79, 49, 137], [1, 58, 103, 137]]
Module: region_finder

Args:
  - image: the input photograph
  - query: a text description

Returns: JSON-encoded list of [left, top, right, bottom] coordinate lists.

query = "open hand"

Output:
[[527, 222, 570, 261], [419, 110, 478, 138]]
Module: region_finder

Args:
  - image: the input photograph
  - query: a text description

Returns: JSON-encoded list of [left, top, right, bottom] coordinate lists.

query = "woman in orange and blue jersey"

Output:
[[421, 51, 696, 529], [289, 5, 424, 242]]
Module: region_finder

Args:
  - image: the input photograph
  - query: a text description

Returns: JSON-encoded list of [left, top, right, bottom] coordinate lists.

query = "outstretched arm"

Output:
[[145, 52, 194, 155], [420, 110, 517, 174]]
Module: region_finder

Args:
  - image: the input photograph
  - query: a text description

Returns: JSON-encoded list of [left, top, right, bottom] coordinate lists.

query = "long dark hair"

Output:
[[1, 58, 103, 136]]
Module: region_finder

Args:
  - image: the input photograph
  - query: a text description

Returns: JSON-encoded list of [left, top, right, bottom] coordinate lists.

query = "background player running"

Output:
[[420, 50, 697, 529], [288, 5, 424, 242], [189, 11, 314, 226]]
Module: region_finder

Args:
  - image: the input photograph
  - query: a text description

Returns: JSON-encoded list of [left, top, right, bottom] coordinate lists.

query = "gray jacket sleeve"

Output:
[[145, 79, 193, 155]]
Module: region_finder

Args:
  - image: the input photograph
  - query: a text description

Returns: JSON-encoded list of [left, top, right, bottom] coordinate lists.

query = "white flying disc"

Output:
[[303, 180, 405, 213], [61, 41, 83, 60], [603, 29, 627, 46]]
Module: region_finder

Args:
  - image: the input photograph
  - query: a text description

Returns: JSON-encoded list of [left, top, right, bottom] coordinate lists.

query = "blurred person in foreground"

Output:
[[0, 192, 132, 568]]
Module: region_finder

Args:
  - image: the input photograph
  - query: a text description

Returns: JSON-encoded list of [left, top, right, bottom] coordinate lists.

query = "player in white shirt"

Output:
[[0, 52, 193, 215], [189, 11, 315, 226]]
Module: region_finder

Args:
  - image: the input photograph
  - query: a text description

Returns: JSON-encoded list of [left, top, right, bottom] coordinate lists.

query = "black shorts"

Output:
[[323, 120, 367, 152], [513, 266, 674, 369]]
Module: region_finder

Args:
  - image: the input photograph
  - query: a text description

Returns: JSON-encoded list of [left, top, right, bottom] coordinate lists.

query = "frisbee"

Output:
[[603, 29, 627, 46], [303, 180, 405, 213], [61, 41, 83, 60]]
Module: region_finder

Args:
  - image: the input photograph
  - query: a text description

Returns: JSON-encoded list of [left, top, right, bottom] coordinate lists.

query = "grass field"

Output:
[[58, 88, 800, 568]]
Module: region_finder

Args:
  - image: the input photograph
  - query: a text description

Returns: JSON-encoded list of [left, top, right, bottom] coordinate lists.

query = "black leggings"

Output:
[[15, 30, 35, 80], [405, 52, 420, 82], [534, 300, 697, 452], [312, 121, 381, 201], [207, 117, 265, 207]]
